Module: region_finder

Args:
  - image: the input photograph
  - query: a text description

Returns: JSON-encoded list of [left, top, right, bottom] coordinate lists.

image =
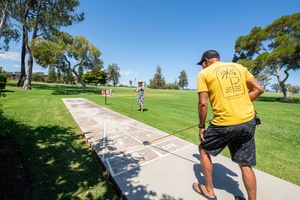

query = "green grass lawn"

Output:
[[0, 82, 119, 200], [1, 81, 300, 199]]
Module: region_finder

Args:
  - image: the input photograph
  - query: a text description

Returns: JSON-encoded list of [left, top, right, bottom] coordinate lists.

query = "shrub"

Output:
[[0, 74, 7, 90], [291, 97, 300, 103]]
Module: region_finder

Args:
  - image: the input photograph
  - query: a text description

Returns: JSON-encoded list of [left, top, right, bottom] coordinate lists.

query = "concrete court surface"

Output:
[[62, 98, 300, 200]]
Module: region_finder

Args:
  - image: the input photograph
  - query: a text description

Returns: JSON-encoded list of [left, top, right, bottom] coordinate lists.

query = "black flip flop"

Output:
[[235, 196, 246, 200], [192, 183, 217, 200]]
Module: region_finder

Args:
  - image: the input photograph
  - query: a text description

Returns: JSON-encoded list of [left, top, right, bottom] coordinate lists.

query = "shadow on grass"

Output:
[[0, 109, 118, 200], [1, 89, 15, 93], [51, 88, 102, 95], [6, 81, 104, 96], [256, 96, 282, 102], [31, 83, 104, 96], [257, 96, 300, 103]]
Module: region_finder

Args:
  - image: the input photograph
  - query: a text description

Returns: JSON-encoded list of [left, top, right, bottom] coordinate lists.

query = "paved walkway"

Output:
[[62, 98, 300, 200]]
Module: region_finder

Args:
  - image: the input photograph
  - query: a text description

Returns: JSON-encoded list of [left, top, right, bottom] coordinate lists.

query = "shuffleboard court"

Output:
[[63, 98, 300, 200]]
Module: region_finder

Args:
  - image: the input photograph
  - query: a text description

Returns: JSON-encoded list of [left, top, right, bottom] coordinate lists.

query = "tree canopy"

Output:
[[0, 0, 84, 89], [234, 12, 300, 101], [149, 65, 166, 89], [178, 70, 188, 90], [30, 32, 103, 92], [256, 69, 271, 91], [107, 63, 121, 87], [0, 0, 20, 51], [82, 70, 107, 86]]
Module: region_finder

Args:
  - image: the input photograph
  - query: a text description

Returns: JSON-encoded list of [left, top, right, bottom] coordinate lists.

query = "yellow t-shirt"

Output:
[[197, 62, 255, 126]]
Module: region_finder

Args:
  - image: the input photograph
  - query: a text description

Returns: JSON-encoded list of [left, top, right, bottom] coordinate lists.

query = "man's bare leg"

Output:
[[195, 146, 215, 197], [239, 164, 256, 200]]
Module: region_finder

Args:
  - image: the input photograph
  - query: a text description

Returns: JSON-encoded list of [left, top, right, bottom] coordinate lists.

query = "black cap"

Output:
[[197, 50, 220, 65]]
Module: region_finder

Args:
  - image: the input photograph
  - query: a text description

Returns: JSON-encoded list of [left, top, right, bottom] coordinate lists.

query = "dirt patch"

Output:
[[0, 137, 31, 200]]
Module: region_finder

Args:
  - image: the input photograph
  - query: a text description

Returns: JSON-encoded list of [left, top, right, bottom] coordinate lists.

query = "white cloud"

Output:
[[120, 69, 138, 76], [120, 69, 132, 75], [0, 51, 21, 61]]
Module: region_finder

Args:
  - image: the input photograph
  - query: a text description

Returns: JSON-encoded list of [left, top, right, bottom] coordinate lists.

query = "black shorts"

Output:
[[199, 117, 256, 166]]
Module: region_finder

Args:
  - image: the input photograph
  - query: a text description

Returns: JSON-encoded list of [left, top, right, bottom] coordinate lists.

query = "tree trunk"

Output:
[[17, 25, 28, 87], [71, 66, 86, 93], [0, 2, 8, 36], [75, 76, 86, 93], [276, 68, 292, 101], [22, 0, 41, 90], [22, 48, 33, 90], [81, 81, 86, 93], [22, 77, 30, 89], [280, 82, 291, 101]]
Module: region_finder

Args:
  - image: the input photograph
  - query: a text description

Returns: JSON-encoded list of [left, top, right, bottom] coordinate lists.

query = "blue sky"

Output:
[[1, 0, 299, 89]]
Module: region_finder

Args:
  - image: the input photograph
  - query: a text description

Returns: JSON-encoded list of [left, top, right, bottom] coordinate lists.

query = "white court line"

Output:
[[63, 99, 196, 177], [142, 143, 195, 166], [149, 148, 164, 157], [101, 120, 107, 160], [105, 157, 115, 177], [103, 131, 187, 162], [113, 121, 166, 135], [104, 136, 192, 177], [112, 143, 195, 177], [116, 124, 148, 144]]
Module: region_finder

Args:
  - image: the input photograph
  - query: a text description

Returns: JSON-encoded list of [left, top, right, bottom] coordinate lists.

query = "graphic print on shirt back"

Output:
[[216, 65, 245, 99]]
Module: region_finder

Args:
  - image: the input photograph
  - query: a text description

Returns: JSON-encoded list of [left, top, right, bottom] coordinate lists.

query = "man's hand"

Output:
[[198, 128, 206, 143]]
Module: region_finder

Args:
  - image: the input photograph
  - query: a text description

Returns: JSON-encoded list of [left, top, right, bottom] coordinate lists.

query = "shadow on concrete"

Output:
[[192, 154, 244, 198], [91, 137, 158, 199], [89, 136, 194, 200]]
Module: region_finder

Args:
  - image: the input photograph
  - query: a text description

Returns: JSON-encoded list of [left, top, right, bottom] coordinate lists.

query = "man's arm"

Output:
[[198, 92, 208, 142], [246, 77, 265, 101]]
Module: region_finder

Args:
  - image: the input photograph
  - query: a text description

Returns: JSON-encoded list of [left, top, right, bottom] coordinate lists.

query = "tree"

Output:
[[30, 33, 103, 92], [286, 84, 300, 94], [27, 0, 84, 89], [178, 70, 188, 89], [107, 63, 120, 87], [234, 13, 300, 101], [57, 70, 62, 83], [0, 73, 6, 94], [0, 67, 6, 97], [0, 66, 7, 91], [64, 69, 75, 84], [0, 0, 20, 51], [5, 0, 84, 88], [271, 83, 281, 93], [47, 66, 56, 83], [256, 69, 271, 91], [82, 70, 107, 86], [149, 65, 166, 89], [164, 83, 179, 90], [0, 0, 25, 86], [78, 66, 84, 81], [0, 66, 12, 79], [0, 1, 9, 37], [129, 80, 133, 87], [32, 72, 45, 82]]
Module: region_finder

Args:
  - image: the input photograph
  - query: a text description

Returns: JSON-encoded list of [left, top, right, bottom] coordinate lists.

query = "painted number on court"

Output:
[[162, 143, 177, 150]]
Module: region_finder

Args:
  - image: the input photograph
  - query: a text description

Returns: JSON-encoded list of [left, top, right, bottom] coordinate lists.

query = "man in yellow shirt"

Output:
[[193, 50, 264, 200]]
